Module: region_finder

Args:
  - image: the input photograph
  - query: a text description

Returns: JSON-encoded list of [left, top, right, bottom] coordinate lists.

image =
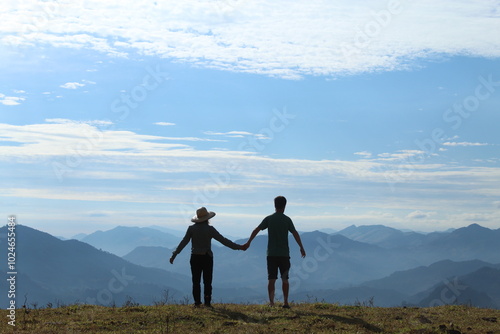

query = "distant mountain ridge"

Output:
[[0, 225, 190, 308], [2, 223, 499, 308], [415, 266, 500, 309], [334, 224, 447, 249], [80, 226, 181, 256], [362, 259, 500, 295]]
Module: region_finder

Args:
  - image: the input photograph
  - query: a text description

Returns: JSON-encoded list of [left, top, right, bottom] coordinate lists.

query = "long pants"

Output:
[[190, 254, 213, 305]]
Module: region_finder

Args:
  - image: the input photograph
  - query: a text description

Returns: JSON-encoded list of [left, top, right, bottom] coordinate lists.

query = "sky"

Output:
[[1, 0, 500, 238]]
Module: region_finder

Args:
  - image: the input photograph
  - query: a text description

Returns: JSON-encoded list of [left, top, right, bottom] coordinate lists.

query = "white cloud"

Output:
[[155, 122, 176, 126], [45, 118, 113, 126], [0, 93, 25, 106], [354, 151, 372, 158], [205, 130, 270, 140], [2, 120, 500, 232], [407, 210, 435, 220], [443, 141, 489, 147], [1, 1, 499, 78], [376, 150, 426, 161], [60, 82, 85, 89], [3, 188, 134, 202]]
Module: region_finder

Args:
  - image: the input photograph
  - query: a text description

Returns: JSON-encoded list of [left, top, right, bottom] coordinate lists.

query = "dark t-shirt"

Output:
[[258, 212, 297, 257]]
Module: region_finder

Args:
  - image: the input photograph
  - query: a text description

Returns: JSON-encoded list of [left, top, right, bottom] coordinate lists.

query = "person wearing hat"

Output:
[[169, 207, 245, 307]]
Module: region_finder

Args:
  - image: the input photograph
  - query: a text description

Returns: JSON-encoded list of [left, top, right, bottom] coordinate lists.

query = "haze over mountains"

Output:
[[76, 226, 182, 256], [1, 223, 499, 309]]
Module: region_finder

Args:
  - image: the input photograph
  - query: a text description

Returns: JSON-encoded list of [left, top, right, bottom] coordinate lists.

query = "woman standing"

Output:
[[169, 207, 245, 307]]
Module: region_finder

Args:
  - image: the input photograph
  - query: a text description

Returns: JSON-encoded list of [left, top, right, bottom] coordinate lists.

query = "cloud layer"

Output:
[[1, 120, 499, 222], [1, 0, 499, 78]]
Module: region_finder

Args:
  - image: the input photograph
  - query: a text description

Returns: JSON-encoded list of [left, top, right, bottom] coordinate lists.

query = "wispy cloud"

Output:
[[2, 1, 499, 78], [205, 130, 269, 140], [2, 119, 500, 233], [376, 150, 426, 161], [155, 122, 176, 126], [1, 120, 499, 187], [443, 141, 489, 147], [407, 210, 435, 220], [0, 93, 25, 106], [354, 151, 372, 159], [45, 118, 113, 126], [60, 82, 85, 89]]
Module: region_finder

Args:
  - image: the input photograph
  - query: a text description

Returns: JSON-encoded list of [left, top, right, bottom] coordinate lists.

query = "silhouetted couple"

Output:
[[170, 196, 306, 308]]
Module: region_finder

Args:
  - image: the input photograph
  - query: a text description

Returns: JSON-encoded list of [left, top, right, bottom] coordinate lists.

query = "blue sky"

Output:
[[1, 0, 500, 238]]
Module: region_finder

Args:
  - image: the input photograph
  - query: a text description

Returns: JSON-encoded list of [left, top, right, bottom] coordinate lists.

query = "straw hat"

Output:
[[191, 207, 216, 223]]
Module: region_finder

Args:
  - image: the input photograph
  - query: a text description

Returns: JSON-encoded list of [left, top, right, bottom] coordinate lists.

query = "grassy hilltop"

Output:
[[1, 303, 499, 333]]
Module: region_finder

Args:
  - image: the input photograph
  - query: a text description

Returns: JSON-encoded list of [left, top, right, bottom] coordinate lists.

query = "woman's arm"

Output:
[[170, 227, 192, 263], [210, 226, 243, 250]]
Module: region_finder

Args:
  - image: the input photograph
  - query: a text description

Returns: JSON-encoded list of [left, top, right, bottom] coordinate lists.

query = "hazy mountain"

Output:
[[415, 267, 500, 309], [337, 224, 500, 263], [81, 226, 181, 256], [362, 259, 500, 295], [147, 225, 186, 238], [335, 224, 406, 244], [70, 233, 88, 240], [124, 231, 424, 291], [422, 224, 500, 263], [0, 225, 190, 308], [334, 224, 448, 249], [3, 223, 500, 308], [291, 260, 500, 308], [318, 228, 337, 234]]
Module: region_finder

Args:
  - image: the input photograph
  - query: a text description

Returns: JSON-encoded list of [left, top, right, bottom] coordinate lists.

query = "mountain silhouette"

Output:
[[362, 259, 500, 295], [80, 226, 181, 256], [416, 266, 500, 309], [3, 223, 499, 308], [0, 225, 190, 308]]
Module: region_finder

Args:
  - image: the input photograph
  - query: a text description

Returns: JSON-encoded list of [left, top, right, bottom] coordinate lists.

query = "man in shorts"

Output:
[[243, 196, 306, 308]]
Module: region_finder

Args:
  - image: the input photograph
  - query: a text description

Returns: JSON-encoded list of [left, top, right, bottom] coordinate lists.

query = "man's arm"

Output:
[[243, 227, 261, 249], [292, 230, 306, 258]]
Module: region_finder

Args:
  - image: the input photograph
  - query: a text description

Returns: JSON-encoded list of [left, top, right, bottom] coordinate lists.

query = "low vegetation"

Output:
[[1, 303, 499, 333]]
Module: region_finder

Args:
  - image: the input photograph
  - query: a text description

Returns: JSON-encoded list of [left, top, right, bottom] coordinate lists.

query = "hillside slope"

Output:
[[0, 304, 498, 333]]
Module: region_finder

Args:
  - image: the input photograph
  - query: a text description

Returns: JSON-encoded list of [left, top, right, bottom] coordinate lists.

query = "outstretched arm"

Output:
[[170, 228, 191, 264], [243, 227, 261, 249], [292, 230, 306, 258], [211, 227, 243, 250]]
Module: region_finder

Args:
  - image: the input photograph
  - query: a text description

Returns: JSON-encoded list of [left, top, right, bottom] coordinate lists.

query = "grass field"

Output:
[[1, 303, 499, 333]]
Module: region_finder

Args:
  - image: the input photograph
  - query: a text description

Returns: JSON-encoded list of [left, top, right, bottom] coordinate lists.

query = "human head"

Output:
[[274, 196, 287, 212]]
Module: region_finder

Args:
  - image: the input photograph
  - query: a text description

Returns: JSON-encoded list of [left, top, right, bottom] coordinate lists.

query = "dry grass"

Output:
[[1, 303, 499, 333]]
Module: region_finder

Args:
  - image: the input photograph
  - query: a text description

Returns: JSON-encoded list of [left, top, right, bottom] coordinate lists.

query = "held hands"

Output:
[[240, 242, 250, 251]]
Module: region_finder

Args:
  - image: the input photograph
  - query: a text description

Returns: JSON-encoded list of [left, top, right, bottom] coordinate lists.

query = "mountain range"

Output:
[[1, 223, 499, 309], [77, 226, 182, 256], [0, 225, 190, 308]]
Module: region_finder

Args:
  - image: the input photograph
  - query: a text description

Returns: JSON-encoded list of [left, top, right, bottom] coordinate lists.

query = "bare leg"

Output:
[[282, 279, 289, 306], [268, 279, 276, 306]]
